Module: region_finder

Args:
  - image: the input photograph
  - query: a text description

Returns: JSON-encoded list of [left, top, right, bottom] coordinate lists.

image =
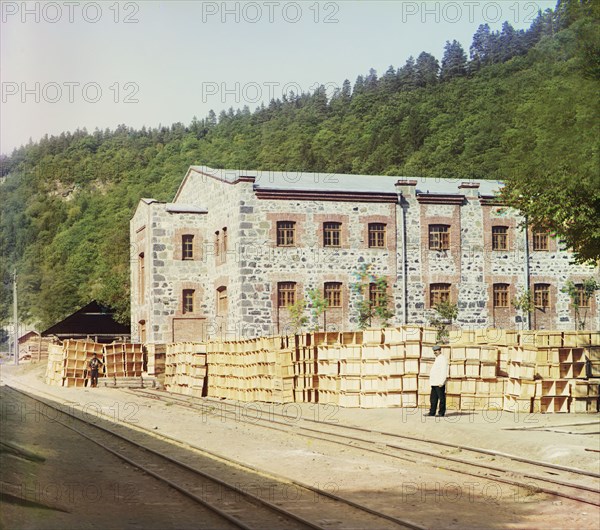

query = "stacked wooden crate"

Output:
[[124, 343, 144, 376], [295, 333, 318, 403], [45, 343, 66, 386], [164, 342, 207, 396], [315, 333, 341, 405], [504, 345, 537, 413], [205, 336, 293, 403], [104, 343, 126, 377], [336, 331, 363, 407], [63, 340, 103, 387]]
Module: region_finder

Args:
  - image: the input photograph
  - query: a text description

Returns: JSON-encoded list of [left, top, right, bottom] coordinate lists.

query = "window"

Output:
[[534, 284, 550, 309], [576, 284, 590, 307], [277, 221, 295, 246], [493, 284, 509, 308], [492, 226, 508, 251], [182, 235, 194, 260], [183, 289, 195, 314], [430, 283, 451, 306], [217, 286, 228, 316], [532, 230, 549, 251], [429, 225, 450, 251], [369, 283, 386, 308], [139, 320, 146, 344], [278, 282, 296, 307], [216, 227, 227, 264], [368, 223, 386, 248], [323, 222, 341, 247], [138, 253, 145, 304], [215, 231, 220, 257], [324, 282, 342, 308]]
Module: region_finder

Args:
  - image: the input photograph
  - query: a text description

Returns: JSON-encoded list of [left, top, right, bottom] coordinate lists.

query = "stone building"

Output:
[[130, 166, 599, 344]]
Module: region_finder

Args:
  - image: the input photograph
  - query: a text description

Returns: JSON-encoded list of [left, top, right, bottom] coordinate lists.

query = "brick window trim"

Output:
[[421, 213, 459, 255], [272, 280, 305, 310], [314, 214, 350, 248], [361, 214, 395, 250], [567, 279, 597, 311], [428, 224, 451, 251], [426, 282, 458, 309], [267, 213, 306, 247]]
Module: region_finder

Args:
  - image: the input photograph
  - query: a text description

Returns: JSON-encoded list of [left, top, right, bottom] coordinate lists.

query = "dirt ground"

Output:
[[1, 361, 599, 529]]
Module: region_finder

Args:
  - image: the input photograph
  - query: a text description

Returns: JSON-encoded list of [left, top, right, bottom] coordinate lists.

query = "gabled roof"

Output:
[[42, 301, 130, 340]]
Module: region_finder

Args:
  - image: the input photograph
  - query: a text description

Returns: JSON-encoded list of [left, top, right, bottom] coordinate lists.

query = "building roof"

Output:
[[166, 203, 208, 214], [187, 166, 502, 196], [41, 301, 130, 341], [18, 330, 40, 343]]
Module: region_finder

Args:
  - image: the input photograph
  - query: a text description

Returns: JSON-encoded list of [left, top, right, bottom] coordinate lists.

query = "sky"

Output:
[[1, 0, 557, 155]]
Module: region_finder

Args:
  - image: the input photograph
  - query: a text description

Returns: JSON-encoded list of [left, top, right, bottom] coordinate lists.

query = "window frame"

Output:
[[429, 225, 450, 251], [324, 282, 342, 308], [575, 284, 590, 308], [182, 234, 194, 260], [217, 286, 228, 316], [182, 289, 195, 314], [277, 221, 296, 247], [493, 283, 509, 308], [533, 283, 550, 309], [430, 283, 451, 307], [491, 226, 508, 251], [368, 223, 386, 248], [369, 282, 386, 308], [532, 230, 549, 251], [277, 282, 296, 307], [323, 222, 341, 248]]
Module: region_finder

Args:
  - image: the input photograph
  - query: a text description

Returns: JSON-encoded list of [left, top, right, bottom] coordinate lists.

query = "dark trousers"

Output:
[[430, 385, 446, 416], [91, 369, 99, 387]]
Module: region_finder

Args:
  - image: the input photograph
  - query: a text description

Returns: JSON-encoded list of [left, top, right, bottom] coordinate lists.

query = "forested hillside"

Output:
[[1, 0, 598, 329]]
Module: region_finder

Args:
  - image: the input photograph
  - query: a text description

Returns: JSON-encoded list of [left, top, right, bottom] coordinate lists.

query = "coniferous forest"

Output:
[[1, 0, 598, 330]]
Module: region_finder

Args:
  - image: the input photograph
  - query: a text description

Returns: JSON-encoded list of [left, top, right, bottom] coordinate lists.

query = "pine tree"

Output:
[[415, 52, 439, 87], [440, 40, 467, 81], [397, 56, 417, 90]]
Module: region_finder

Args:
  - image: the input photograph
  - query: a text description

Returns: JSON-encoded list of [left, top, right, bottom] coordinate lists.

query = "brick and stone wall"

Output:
[[131, 169, 600, 344]]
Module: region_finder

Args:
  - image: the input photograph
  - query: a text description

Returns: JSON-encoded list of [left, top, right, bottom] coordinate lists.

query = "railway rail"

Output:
[[126, 388, 600, 508], [3, 385, 423, 530]]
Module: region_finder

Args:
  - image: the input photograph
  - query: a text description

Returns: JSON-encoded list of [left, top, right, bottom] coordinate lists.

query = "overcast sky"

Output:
[[1, 0, 556, 155]]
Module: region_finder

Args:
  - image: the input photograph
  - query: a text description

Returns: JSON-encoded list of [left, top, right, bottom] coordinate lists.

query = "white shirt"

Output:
[[429, 354, 449, 387]]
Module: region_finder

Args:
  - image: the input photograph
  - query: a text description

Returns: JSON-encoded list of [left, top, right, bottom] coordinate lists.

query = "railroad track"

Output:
[[3, 385, 423, 530], [127, 388, 600, 508]]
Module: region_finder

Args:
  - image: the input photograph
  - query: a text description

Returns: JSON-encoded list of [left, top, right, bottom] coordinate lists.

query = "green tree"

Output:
[[429, 300, 458, 344], [288, 298, 308, 334], [351, 264, 394, 329], [512, 289, 535, 330], [561, 278, 600, 330], [440, 40, 467, 81], [415, 52, 439, 87], [306, 288, 328, 332]]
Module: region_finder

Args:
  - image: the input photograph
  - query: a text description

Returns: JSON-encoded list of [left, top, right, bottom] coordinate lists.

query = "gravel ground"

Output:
[[1, 361, 599, 529]]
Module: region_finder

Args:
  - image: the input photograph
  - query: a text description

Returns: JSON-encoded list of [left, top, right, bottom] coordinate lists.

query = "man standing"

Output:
[[426, 345, 449, 417], [88, 353, 103, 388]]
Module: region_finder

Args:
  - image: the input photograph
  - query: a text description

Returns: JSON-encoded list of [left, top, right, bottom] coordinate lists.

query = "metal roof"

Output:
[[189, 166, 502, 196]]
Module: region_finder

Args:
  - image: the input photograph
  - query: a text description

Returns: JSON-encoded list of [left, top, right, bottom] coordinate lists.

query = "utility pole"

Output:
[[13, 269, 18, 366]]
